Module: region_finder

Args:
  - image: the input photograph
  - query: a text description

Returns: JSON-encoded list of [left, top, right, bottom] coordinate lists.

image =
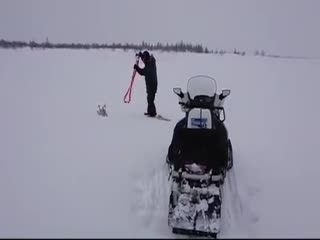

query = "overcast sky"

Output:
[[0, 0, 319, 57]]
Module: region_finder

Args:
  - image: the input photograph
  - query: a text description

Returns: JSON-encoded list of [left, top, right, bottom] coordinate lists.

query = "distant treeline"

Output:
[[0, 39, 212, 54], [0, 38, 255, 56], [0, 38, 315, 59]]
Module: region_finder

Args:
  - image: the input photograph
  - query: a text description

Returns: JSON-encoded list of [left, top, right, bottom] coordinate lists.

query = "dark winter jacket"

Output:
[[134, 55, 158, 94]]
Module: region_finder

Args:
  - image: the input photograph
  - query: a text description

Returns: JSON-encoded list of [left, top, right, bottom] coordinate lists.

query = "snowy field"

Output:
[[1, 48, 320, 238]]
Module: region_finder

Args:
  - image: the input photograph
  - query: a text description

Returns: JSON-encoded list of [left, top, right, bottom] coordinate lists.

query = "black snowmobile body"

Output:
[[167, 75, 233, 238]]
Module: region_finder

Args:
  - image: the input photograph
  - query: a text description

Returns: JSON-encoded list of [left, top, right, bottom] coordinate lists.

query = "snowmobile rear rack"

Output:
[[171, 170, 223, 182]]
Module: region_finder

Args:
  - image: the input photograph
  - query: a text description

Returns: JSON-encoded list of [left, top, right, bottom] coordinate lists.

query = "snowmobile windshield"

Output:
[[187, 75, 217, 100]]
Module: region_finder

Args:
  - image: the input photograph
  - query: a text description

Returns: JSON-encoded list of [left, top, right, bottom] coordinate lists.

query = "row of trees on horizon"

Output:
[[0, 39, 211, 53], [0, 38, 279, 58]]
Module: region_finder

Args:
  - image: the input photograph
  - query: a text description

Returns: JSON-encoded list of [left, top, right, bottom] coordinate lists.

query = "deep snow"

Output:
[[1, 48, 320, 238]]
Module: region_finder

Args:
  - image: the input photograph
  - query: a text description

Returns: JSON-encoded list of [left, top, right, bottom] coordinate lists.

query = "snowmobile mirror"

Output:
[[219, 89, 231, 100], [173, 88, 184, 98], [222, 89, 231, 97]]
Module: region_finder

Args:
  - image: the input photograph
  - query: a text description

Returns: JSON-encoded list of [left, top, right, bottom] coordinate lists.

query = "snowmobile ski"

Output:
[[155, 114, 171, 121]]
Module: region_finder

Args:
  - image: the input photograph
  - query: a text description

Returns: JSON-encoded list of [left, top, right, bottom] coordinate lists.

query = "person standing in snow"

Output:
[[134, 51, 158, 117]]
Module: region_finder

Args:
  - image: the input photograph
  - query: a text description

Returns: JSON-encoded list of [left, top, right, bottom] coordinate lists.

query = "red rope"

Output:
[[123, 57, 140, 103]]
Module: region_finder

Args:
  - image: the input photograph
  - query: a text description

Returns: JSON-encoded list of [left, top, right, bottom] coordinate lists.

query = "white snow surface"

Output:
[[1, 49, 320, 238]]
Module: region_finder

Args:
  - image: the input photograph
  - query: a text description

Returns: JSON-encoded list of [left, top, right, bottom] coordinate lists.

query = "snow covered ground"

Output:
[[1, 48, 320, 238]]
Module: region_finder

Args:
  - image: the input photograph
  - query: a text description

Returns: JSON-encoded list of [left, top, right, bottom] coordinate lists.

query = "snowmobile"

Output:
[[167, 75, 233, 238]]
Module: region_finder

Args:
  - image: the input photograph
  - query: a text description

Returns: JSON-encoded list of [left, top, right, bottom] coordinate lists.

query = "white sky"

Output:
[[0, 0, 319, 56]]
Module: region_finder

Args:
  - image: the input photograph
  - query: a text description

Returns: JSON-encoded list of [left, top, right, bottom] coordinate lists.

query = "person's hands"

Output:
[[135, 51, 142, 58]]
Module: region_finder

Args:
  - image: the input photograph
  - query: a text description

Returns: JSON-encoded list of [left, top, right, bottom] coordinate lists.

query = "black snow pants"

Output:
[[147, 91, 157, 117]]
